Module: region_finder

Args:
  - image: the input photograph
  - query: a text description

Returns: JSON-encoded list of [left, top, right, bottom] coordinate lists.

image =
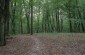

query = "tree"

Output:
[[11, 1, 16, 34], [0, 0, 9, 46], [30, 0, 33, 35]]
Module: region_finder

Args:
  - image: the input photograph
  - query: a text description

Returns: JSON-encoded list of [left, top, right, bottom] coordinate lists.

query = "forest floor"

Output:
[[0, 33, 85, 55]]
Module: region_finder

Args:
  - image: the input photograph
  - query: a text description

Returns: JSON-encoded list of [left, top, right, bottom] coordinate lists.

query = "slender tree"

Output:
[[30, 0, 33, 35]]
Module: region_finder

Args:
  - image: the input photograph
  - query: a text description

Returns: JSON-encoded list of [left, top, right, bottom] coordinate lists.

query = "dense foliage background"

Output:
[[9, 0, 85, 34]]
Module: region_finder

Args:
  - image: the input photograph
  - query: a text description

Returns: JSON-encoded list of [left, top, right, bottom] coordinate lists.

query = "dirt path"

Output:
[[27, 37, 49, 55]]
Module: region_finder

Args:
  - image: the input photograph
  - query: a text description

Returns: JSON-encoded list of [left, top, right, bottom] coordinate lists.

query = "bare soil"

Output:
[[0, 33, 85, 55]]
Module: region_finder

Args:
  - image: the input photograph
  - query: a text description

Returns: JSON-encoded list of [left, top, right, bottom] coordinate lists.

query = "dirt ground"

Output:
[[0, 33, 85, 55]]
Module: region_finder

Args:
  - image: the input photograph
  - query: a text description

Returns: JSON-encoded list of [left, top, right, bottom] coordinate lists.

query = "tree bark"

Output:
[[0, 0, 9, 46]]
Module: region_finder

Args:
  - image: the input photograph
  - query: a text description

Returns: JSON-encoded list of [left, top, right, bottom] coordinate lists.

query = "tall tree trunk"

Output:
[[68, 0, 73, 32], [5, 0, 10, 36], [19, 2, 23, 34], [11, 2, 16, 34], [56, 8, 60, 32], [19, 9, 23, 34], [30, 0, 33, 35], [26, 13, 30, 33], [0, 0, 9, 46]]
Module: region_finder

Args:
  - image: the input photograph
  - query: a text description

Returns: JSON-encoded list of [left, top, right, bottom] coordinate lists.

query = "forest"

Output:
[[0, 0, 85, 55]]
